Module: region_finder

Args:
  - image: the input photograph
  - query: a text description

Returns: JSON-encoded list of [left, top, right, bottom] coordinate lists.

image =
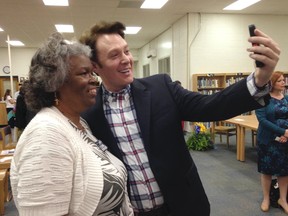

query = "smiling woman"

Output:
[[10, 32, 134, 216]]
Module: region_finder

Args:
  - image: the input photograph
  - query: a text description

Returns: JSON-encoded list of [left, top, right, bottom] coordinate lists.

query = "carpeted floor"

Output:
[[191, 130, 287, 216], [4, 130, 287, 215]]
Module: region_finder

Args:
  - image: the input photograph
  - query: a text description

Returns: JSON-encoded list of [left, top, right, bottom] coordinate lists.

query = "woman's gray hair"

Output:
[[24, 32, 91, 112]]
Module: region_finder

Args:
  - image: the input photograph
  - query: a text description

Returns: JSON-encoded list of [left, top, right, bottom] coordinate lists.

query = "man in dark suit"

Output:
[[80, 21, 280, 216]]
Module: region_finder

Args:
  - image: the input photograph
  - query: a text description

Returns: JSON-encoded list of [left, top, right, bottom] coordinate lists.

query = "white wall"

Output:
[[137, 28, 173, 77], [0, 48, 36, 79], [137, 13, 288, 90], [172, 15, 188, 88], [188, 13, 288, 73]]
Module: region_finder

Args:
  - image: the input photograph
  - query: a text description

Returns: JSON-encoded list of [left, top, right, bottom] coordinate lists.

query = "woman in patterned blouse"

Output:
[[10, 32, 134, 216]]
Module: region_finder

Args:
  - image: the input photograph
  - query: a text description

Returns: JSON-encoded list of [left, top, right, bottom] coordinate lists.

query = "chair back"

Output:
[[0, 102, 8, 125], [211, 121, 237, 147], [0, 132, 3, 151], [0, 126, 16, 150]]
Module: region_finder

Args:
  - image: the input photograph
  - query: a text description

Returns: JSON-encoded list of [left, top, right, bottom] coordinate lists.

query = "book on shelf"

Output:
[[198, 78, 219, 88], [0, 149, 15, 155]]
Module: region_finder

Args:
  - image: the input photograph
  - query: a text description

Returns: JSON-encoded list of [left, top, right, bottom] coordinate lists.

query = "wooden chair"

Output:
[[251, 129, 257, 147], [0, 103, 8, 127], [212, 121, 237, 147], [0, 126, 16, 151]]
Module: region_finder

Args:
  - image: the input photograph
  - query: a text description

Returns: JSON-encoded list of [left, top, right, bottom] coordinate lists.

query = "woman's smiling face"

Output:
[[58, 54, 97, 113]]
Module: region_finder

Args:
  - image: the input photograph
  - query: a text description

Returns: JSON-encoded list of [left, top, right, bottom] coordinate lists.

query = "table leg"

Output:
[[236, 125, 241, 160], [239, 127, 246, 162]]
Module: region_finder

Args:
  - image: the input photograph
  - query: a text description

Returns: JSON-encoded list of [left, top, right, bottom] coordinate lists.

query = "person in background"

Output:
[[174, 80, 182, 85], [14, 82, 22, 100], [15, 80, 36, 138], [4, 89, 16, 128], [255, 71, 288, 214], [79, 21, 280, 216], [10, 32, 133, 216], [174, 80, 185, 131]]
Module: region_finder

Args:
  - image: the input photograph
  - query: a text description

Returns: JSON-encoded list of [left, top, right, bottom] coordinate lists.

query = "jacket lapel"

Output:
[[94, 88, 123, 159], [131, 80, 151, 152]]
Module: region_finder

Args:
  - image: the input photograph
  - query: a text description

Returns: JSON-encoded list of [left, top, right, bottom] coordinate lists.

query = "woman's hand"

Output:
[[9, 98, 16, 104], [284, 129, 288, 138], [278, 135, 287, 143]]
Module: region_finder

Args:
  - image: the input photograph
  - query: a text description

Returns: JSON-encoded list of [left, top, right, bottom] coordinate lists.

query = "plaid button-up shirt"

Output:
[[102, 85, 164, 212]]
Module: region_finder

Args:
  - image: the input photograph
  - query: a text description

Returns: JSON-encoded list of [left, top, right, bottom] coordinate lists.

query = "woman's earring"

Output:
[[54, 92, 59, 106]]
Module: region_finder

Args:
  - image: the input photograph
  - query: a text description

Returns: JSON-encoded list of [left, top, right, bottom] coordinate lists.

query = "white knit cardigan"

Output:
[[11, 107, 130, 216]]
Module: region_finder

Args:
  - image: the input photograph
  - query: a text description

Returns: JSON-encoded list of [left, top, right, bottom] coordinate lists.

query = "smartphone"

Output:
[[248, 24, 264, 68]]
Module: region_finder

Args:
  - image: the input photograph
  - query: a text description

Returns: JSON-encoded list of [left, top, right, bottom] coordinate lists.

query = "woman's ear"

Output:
[[91, 61, 101, 76], [92, 60, 99, 69]]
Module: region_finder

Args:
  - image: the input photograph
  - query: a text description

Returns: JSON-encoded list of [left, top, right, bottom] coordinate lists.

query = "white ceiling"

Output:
[[0, 0, 288, 49]]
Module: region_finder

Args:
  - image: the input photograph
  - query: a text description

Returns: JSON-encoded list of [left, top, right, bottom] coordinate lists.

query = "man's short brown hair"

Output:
[[79, 21, 126, 66]]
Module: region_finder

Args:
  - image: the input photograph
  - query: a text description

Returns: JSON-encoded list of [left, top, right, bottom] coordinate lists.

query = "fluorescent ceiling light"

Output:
[[6, 40, 25, 46], [43, 0, 69, 6], [55, 24, 74, 33], [141, 0, 168, 9], [223, 0, 261, 10], [0, 27, 4, 32], [124, 27, 142, 34]]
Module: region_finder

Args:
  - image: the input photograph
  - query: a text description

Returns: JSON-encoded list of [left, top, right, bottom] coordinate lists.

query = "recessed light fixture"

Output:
[[223, 0, 261, 10], [6, 40, 25, 46], [43, 0, 69, 6], [55, 24, 74, 33], [0, 27, 4, 32], [141, 0, 168, 9], [125, 27, 142, 34]]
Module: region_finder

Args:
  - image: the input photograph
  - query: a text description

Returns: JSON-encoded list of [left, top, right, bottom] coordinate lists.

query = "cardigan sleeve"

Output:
[[11, 122, 75, 216]]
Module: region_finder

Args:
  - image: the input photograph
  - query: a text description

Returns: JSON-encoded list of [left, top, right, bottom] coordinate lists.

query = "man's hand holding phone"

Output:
[[247, 24, 281, 88], [249, 24, 265, 68]]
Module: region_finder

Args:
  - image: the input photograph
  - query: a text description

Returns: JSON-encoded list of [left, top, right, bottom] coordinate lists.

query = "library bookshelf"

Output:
[[191, 73, 250, 130], [191, 72, 288, 131], [192, 72, 288, 95], [192, 72, 250, 94]]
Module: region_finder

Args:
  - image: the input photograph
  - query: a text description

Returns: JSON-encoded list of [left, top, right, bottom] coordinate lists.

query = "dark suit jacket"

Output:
[[15, 93, 36, 129], [82, 74, 269, 216]]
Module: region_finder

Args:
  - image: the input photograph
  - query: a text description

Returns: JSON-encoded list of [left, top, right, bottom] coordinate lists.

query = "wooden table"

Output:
[[225, 114, 258, 162]]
